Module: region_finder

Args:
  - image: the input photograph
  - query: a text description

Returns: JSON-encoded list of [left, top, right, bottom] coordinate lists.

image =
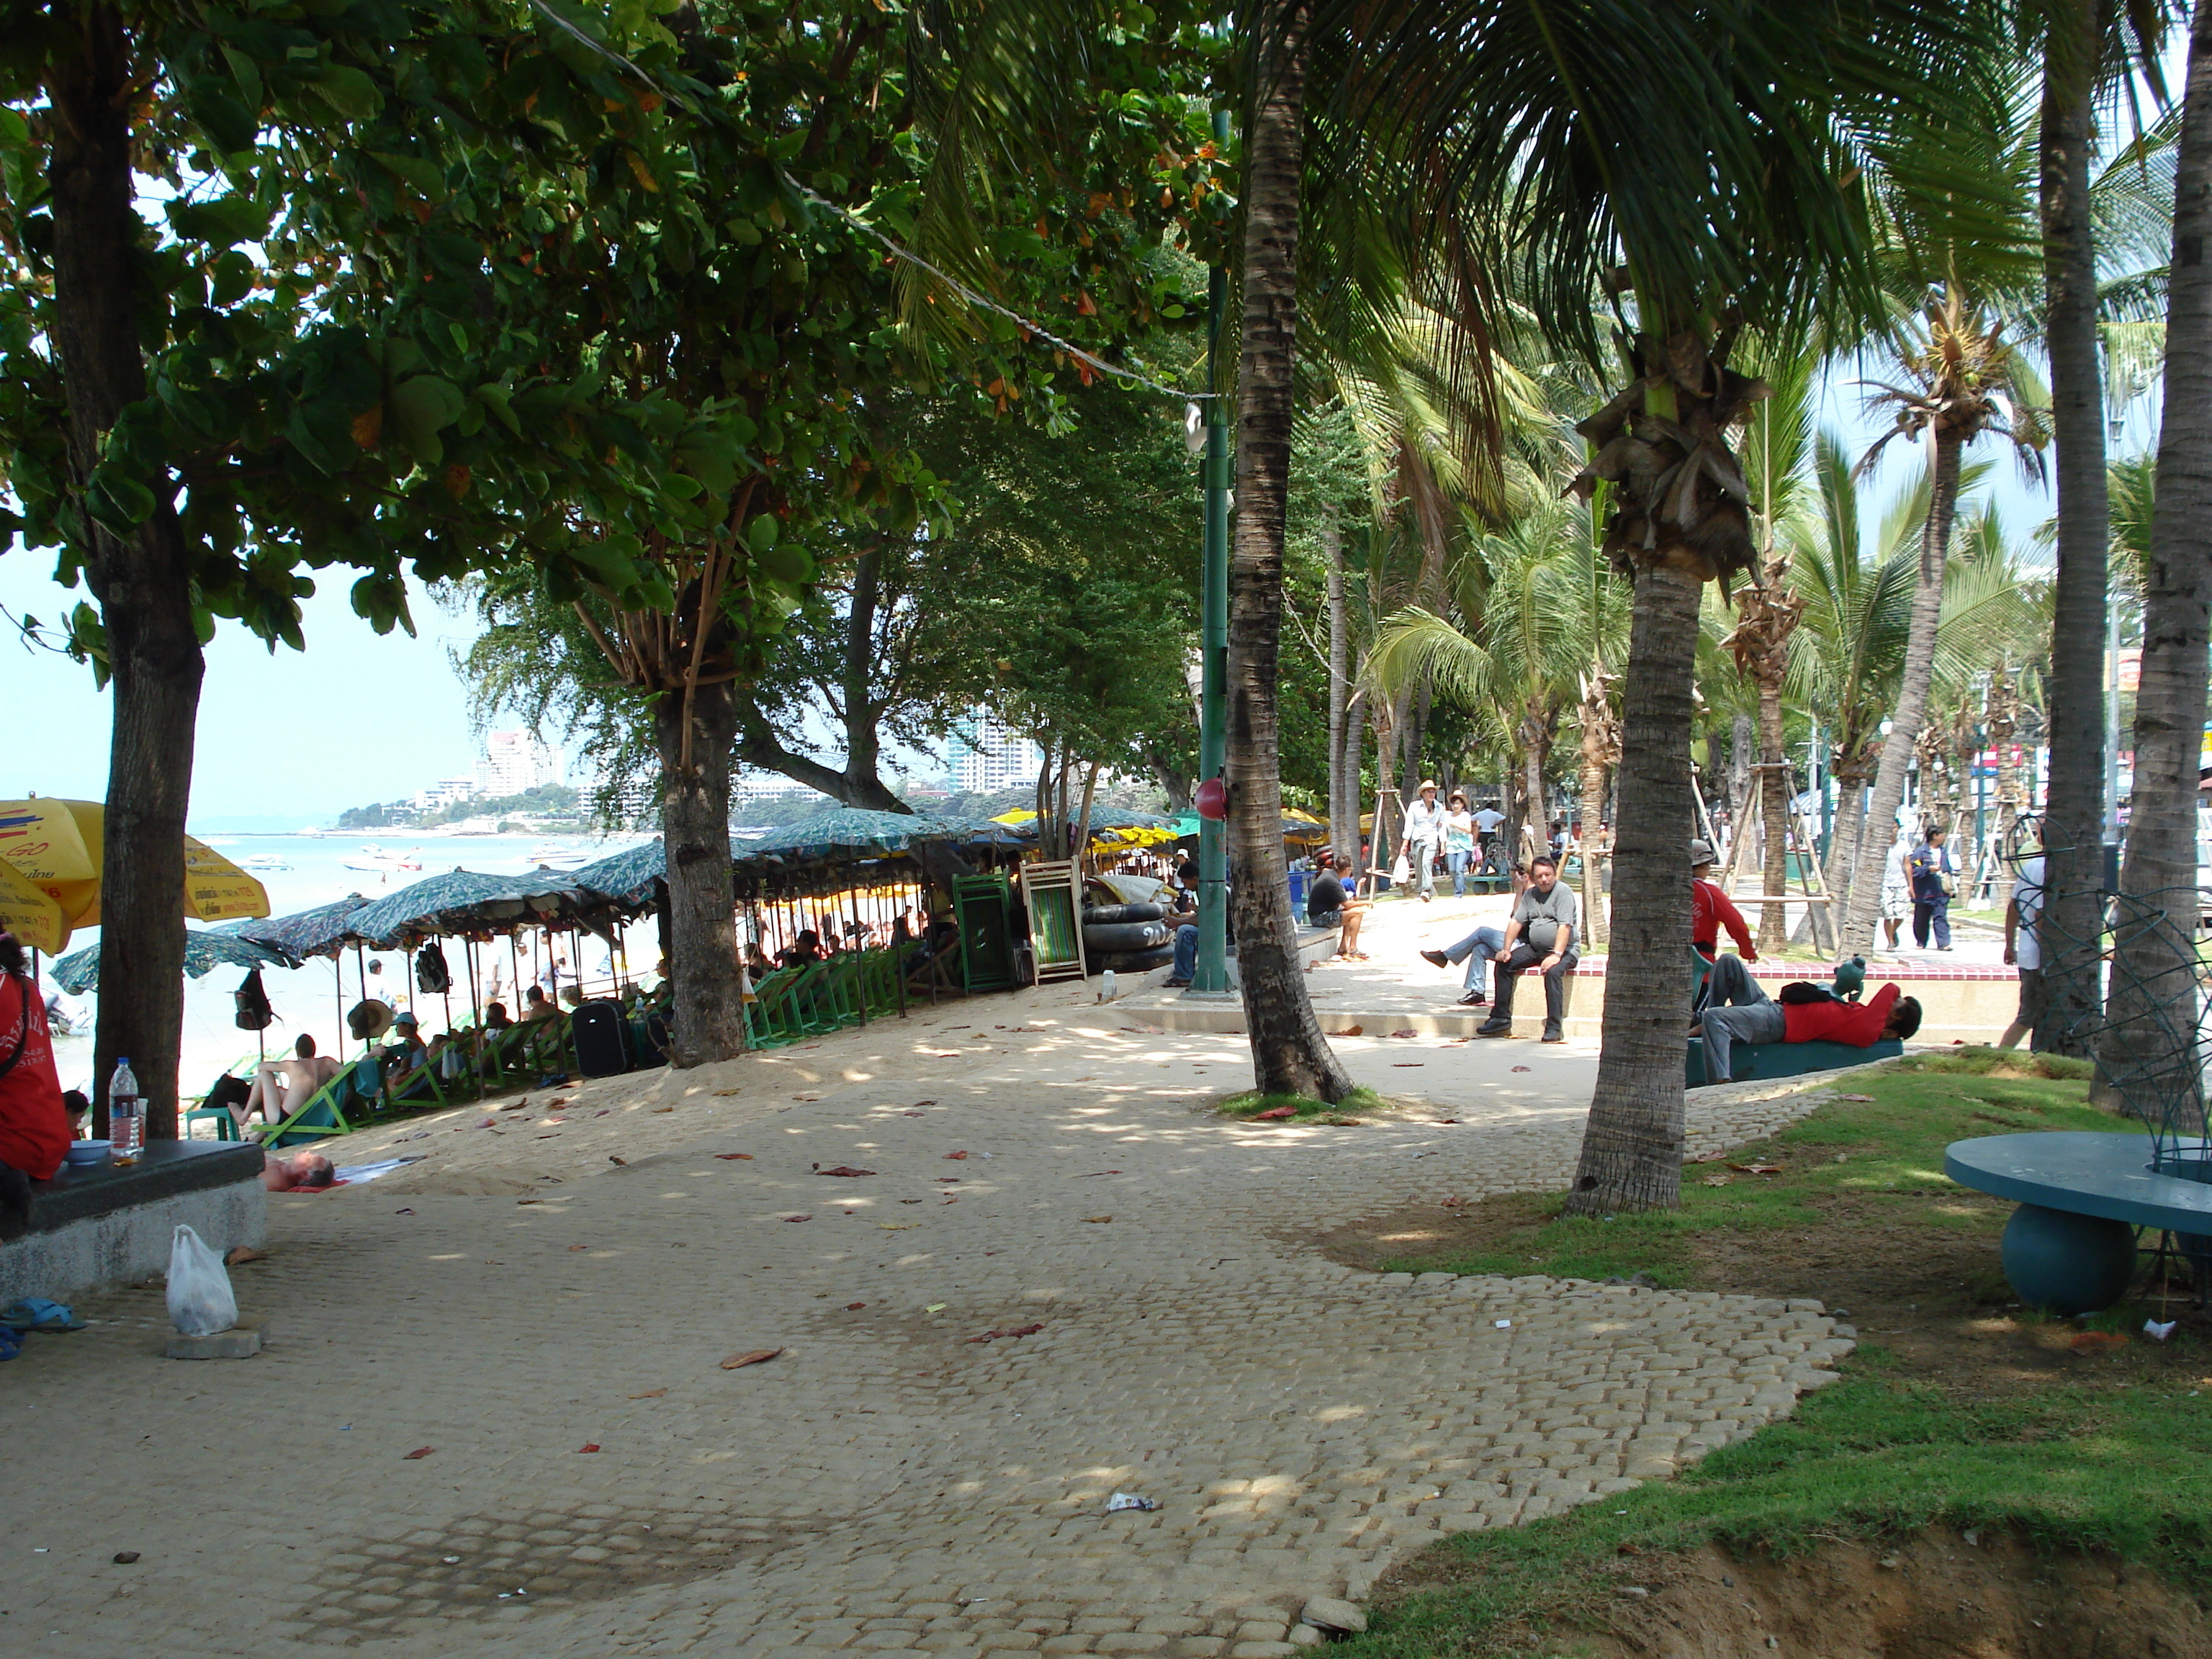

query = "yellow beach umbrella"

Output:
[[0, 859, 70, 954], [0, 798, 269, 930], [990, 808, 1039, 825]]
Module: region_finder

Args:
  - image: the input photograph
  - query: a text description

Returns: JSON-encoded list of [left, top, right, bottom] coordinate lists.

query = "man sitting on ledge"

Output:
[[1697, 977, 1922, 1085]]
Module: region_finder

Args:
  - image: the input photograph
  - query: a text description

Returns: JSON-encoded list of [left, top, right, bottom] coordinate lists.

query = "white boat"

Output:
[[522, 843, 586, 869], [238, 854, 292, 872], [342, 844, 423, 874]]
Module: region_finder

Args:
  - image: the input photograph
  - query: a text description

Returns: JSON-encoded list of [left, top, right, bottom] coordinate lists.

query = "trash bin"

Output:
[[1287, 868, 1310, 914]]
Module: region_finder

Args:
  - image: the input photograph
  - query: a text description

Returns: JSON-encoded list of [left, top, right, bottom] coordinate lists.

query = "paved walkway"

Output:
[[0, 984, 1850, 1658]]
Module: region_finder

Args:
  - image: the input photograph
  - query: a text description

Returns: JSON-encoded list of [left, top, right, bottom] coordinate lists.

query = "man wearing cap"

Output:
[[1399, 781, 1447, 902]]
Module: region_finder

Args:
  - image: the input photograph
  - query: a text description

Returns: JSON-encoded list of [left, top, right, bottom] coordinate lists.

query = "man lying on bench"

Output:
[[1696, 975, 1921, 1086]]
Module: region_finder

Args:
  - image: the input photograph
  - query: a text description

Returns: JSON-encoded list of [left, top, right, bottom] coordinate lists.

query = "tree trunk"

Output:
[[1843, 432, 1962, 950], [1727, 712, 1754, 830], [1577, 746, 1609, 948], [1521, 724, 1547, 862], [1564, 565, 1702, 1215], [1756, 688, 1791, 953], [2038, 1, 2112, 1053], [1326, 512, 1352, 860], [1341, 688, 1364, 873], [1226, 0, 1351, 1102], [654, 679, 746, 1066], [51, 8, 200, 1139], [2103, 4, 2212, 1115]]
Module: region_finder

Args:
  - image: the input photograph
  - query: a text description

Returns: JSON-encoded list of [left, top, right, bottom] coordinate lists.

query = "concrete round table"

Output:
[[1944, 1132, 2212, 1315]]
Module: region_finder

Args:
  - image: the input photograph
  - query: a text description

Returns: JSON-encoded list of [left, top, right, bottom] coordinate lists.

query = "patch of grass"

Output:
[[1374, 1060, 2120, 1287], [1343, 1058, 2208, 1654], [1343, 1375, 2212, 1657], [1219, 1087, 1388, 1123]]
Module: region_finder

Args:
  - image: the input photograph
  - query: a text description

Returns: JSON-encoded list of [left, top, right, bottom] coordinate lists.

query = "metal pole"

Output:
[[1191, 106, 1233, 998]]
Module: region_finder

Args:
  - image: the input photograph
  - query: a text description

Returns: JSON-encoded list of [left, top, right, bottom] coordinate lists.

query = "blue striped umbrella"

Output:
[[53, 928, 297, 994]]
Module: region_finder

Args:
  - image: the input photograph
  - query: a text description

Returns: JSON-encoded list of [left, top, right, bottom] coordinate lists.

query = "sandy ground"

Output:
[[0, 968, 1851, 1658]]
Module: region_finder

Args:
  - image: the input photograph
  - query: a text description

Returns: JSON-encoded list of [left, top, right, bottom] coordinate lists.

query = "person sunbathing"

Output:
[[1694, 979, 1923, 1085], [236, 1035, 339, 1134], [261, 1150, 335, 1191]]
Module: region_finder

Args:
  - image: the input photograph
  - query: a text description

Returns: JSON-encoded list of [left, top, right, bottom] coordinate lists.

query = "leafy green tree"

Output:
[[0, 0, 675, 1129]]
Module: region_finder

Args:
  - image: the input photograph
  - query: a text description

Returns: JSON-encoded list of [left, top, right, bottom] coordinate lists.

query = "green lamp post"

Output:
[[1189, 107, 1233, 997]]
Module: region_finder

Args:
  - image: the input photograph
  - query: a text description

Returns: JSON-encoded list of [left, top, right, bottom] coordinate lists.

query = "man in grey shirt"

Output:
[[1476, 854, 1578, 1043]]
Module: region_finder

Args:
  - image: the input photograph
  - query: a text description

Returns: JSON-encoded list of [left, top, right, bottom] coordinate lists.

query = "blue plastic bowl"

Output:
[[65, 1140, 111, 1167]]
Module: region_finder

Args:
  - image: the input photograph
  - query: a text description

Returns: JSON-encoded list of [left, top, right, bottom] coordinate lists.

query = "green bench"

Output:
[[1686, 1034, 1902, 1087]]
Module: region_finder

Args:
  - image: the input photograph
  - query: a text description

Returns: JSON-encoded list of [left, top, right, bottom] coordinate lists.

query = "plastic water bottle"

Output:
[[109, 1057, 143, 1164]]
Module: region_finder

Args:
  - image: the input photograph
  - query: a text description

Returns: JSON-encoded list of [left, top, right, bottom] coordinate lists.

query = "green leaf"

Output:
[[387, 375, 466, 467], [210, 250, 256, 307], [310, 64, 384, 124], [745, 513, 780, 554], [757, 542, 812, 584]]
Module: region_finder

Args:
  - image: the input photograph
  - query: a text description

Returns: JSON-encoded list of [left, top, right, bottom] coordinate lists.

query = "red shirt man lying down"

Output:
[[1784, 981, 1910, 1046]]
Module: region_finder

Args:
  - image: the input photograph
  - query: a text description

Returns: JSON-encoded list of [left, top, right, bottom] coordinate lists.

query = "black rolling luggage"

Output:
[[572, 999, 634, 1077]]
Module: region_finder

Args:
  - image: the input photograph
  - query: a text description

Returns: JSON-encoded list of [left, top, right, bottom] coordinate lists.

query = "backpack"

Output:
[[233, 969, 275, 1031], [415, 943, 452, 994], [1777, 981, 1840, 1006]]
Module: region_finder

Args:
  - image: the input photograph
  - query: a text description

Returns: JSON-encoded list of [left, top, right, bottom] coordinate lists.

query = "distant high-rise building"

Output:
[[947, 712, 1040, 793], [732, 773, 815, 805], [477, 730, 561, 799]]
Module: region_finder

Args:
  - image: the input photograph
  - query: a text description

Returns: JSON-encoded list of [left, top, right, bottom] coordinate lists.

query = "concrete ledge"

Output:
[[1138, 960, 2013, 1045], [1, 1177, 266, 1306]]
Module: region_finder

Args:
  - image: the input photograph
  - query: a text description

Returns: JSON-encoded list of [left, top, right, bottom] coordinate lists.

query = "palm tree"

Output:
[[2107, 1, 2211, 1118], [1838, 288, 2049, 952]]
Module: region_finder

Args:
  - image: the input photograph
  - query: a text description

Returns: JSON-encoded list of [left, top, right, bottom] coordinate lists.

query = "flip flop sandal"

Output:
[[0, 1326, 20, 1359], [1, 1298, 86, 1332]]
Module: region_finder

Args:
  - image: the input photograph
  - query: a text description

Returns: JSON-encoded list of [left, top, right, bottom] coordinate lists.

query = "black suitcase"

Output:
[[571, 999, 634, 1077]]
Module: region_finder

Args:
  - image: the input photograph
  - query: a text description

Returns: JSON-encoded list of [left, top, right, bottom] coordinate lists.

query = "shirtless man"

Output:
[[236, 1035, 339, 1134]]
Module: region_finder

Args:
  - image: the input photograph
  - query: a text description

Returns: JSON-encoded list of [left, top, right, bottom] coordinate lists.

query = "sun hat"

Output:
[[1416, 779, 1439, 793], [347, 999, 395, 1041], [392, 1011, 420, 1028], [1689, 839, 1717, 868]]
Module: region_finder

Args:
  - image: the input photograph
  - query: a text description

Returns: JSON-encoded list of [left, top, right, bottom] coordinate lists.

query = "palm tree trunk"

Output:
[[1340, 686, 1365, 871], [1843, 432, 1962, 950], [1564, 565, 1701, 1215], [1326, 512, 1351, 859], [2038, 0, 2112, 1053], [653, 678, 746, 1066], [1757, 690, 1791, 953], [2104, 3, 2212, 1114], [1577, 745, 1609, 948], [1226, 0, 1352, 1102], [52, 10, 199, 1139]]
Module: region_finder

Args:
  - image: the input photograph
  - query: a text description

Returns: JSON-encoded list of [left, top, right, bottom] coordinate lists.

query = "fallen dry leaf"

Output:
[[1511, 1065, 1532, 1073], [878, 1222, 917, 1231], [1701, 1174, 1733, 1187], [1391, 1029, 1419, 1039], [815, 1164, 876, 1177], [1835, 1092, 1876, 1102], [577, 1443, 601, 1454], [845, 1302, 866, 1311], [944, 1150, 971, 1160], [2071, 1331, 2128, 1353], [783, 1214, 811, 1223], [1437, 1118, 1460, 1125], [714, 1088, 741, 1096], [403, 1447, 434, 1460], [1392, 1063, 1424, 1068], [1333, 1025, 1364, 1037], [1441, 1195, 1467, 1208], [715, 1152, 754, 1161], [720, 1348, 783, 1370], [652, 1106, 675, 1115], [501, 1100, 531, 1112], [967, 1322, 1045, 1344], [224, 1246, 267, 1267], [1081, 1215, 1112, 1224], [1253, 1105, 1298, 1121], [1728, 1163, 1784, 1175], [516, 1198, 541, 1206], [912, 1100, 936, 1107], [629, 1388, 666, 1399], [568, 1244, 588, 1252]]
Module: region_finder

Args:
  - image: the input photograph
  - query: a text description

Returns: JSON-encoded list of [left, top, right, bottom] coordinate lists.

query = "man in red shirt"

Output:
[[0, 932, 72, 1241], [1691, 840, 1756, 961], [1695, 978, 1921, 1084]]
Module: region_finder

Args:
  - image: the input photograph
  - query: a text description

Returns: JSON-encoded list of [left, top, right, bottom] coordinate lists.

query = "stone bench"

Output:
[[1, 1139, 266, 1306]]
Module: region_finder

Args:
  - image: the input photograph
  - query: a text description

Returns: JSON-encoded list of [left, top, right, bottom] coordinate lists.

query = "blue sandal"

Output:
[[1, 1298, 86, 1332], [0, 1326, 20, 1359]]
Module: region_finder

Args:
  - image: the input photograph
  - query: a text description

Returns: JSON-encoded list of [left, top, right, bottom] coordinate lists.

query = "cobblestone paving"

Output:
[[0, 991, 1850, 1658]]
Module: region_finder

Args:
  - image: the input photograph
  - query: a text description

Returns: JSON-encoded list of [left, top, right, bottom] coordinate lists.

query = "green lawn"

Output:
[[1341, 1051, 2212, 1655]]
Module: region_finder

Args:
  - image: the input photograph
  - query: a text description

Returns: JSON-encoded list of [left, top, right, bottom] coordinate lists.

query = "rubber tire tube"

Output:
[[1090, 945, 1177, 974], [1082, 920, 1171, 952], [1080, 902, 1166, 926]]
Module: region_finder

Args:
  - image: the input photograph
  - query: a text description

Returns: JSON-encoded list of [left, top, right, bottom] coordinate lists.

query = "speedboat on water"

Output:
[[342, 844, 423, 874], [522, 843, 586, 868], [238, 854, 292, 872]]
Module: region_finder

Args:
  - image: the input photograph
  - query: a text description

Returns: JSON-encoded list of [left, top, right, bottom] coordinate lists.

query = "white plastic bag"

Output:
[[166, 1224, 238, 1337], [1390, 852, 1411, 884]]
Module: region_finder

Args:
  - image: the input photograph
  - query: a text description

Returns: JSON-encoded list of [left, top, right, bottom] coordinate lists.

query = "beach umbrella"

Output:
[[990, 808, 1038, 826], [51, 927, 297, 994], [0, 859, 70, 953], [0, 798, 269, 930], [736, 809, 976, 859], [570, 840, 671, 906], [226, 894, 373, 961], [346, 870, 539, 947]]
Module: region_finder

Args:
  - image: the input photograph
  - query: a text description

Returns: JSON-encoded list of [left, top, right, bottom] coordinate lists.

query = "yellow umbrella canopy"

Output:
[[0, 859, 70, 953], [0, 799, 269, 930]]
